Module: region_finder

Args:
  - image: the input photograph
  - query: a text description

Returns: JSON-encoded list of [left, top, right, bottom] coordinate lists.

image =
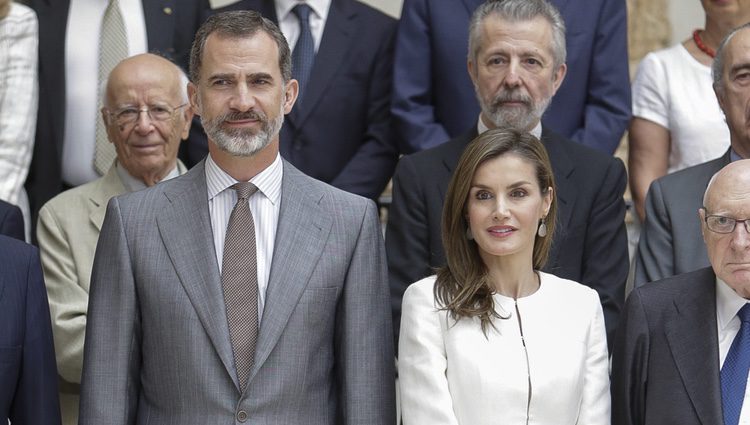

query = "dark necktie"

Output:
[[722, 303, 750, 425], [291, 3, 314, 104], [221, 182, 259, 393]]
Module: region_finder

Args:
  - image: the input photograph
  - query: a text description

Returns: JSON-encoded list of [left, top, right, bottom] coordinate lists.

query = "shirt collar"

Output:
[[115, 160, 181, 192], [477, 114, 543, 139], [716, 276, 750, 331], [205, 153, 283, 206], [276, 0, 330, 22]]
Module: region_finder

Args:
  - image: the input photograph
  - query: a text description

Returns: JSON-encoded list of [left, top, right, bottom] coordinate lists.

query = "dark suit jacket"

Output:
[[612, 267, 723, 425], [386, 127, 629, 348], [25, 0, 210, 223], [0, 199, 24, 240], [392, 0, 631, 155], [212, 0, 399, 200], [634, 150, 731, 286], [0, 235, 61, 424]]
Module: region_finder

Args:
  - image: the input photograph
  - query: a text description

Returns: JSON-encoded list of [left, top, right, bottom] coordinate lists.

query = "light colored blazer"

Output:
[[79, 160, 396, 425], [36, 161, 187, 425], [634, 150, 731, 287], [398, 273, 610, 425]]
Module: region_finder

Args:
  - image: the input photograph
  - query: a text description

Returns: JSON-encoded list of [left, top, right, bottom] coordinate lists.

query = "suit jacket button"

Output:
[[237, 410, 248, 422], [163, 7, 172, 15]]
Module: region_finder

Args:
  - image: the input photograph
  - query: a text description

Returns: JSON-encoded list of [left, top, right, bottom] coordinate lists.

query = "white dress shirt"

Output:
[[399, 273, 610, 425], [716, 278, 750, 424], [0, 3, 38, 240], [275, 0, 331, 52], [63, 0, 147, 186], [205, 153, 283, 322]]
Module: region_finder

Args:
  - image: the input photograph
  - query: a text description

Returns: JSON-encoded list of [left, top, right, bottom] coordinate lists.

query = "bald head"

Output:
[[701, 160, 750, 298], [100, 53, 193, 186]]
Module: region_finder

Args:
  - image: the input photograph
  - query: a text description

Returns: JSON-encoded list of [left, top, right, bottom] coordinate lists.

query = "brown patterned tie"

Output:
[[221, 182, 259, 393]]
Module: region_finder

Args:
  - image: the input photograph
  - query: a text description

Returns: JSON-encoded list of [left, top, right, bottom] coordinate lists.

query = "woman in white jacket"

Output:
[[398, 128, 610, 425]]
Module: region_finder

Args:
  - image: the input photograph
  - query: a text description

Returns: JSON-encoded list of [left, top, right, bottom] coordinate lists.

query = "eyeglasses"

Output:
[[702, 208, 750, 234], [106, 103, 188, 128]]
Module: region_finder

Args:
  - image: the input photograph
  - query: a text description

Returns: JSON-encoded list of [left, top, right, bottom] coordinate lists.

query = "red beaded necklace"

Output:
[[693, 29, 716, 58]]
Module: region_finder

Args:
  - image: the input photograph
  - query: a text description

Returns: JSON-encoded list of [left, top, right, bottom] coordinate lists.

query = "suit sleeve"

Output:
[[581, 157, 628, 350], [570, 0, 631, 154], [390, 0, 452, 153], [398, 281, 459, 425], [336, 200, 396, 425], [10, 245, 62, 425], [0, 202, 25, 241], [79, 198, 141, 425], [577, 289, 611, 425], [633, 180, 672, 287], [385, 156, 436, 345], [330, 21, 399, 199], [37, 203, 89, 384], [611, 289, 650, 425]]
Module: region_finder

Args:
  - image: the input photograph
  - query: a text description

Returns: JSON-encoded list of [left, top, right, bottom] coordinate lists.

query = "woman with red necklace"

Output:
[[629, 0, 750, 223]]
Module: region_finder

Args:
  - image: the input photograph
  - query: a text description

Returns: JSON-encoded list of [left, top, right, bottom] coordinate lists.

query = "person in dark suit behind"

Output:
[[194, 0, 399, 200], [392, 0, 630, 155], [634, 22, 750, 287], [0, 234, 60, 424], [386, 0, 629, 349], [612, 159, 750, 425], [0, 198, 24, 240]]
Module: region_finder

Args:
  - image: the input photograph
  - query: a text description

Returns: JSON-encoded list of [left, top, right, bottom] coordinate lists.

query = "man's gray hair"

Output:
[[468, 0, 567, 70], [712, 22, 750, 91]]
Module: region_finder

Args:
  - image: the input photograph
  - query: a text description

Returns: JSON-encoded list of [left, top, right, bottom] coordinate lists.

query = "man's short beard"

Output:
[[478, 88, 551, 131], [202, 107, 284, 157]]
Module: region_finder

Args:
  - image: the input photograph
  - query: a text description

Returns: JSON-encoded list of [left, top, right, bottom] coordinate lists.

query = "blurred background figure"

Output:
[[398, 129, 610, 425], [392, 0, 630, 155], [628, 0, 750, 222], [0, 0, 38, 241]]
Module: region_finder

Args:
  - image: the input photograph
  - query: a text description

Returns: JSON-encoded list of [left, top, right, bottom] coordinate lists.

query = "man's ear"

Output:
[[188, 82, 201, 117], [283, 79, 299, 114]]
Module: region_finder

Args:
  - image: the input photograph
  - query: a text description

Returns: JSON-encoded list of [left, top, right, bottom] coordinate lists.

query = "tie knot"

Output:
[[739, 304, 750, 324], [292, 3, 313, 23], [232, 182, 258, 200]]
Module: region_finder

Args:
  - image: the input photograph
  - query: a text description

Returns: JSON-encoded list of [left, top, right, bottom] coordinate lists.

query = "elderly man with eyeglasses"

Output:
[[36, 53, 192, 425], [613, 159, 750, 425]]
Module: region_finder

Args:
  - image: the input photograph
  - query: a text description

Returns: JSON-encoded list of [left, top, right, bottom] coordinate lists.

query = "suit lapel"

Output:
[[664, 268, 724, 425], [540, 128, 575, 231], [155, 162, 239, 390], [288, 0, 355, 126], [250, 161, 332, 379], [88, 165, 127, 232], [439, 129, 478, 203]]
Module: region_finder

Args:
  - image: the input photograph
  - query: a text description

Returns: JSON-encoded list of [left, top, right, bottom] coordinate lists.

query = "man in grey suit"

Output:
[[79, 10, 395, 425], [38, 53, 192, 425], [613, 159, 750, 425], [634, 23, 750, 286]]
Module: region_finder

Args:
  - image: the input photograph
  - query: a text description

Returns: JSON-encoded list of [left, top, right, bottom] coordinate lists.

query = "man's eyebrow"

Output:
[[730, 62, 750, 75]]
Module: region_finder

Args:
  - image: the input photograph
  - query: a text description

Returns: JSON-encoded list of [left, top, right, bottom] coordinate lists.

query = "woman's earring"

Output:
[[537, 219, 547, 237], [466, 227, 474, 240]]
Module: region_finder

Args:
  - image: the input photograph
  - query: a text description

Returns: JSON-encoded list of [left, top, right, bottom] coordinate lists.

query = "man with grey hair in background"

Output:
[[634, 22, 750, 287], [387, 0, 629, 349], [79, 10, 395, 425], [37, 52, 192, 425]]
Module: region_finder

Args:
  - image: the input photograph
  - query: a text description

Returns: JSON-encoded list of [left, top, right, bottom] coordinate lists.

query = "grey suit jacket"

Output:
[[634, 150, 731, 287], [37, 161, 187, 425], [612, 267, 723, 425], [79, 159, 396, 425]]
